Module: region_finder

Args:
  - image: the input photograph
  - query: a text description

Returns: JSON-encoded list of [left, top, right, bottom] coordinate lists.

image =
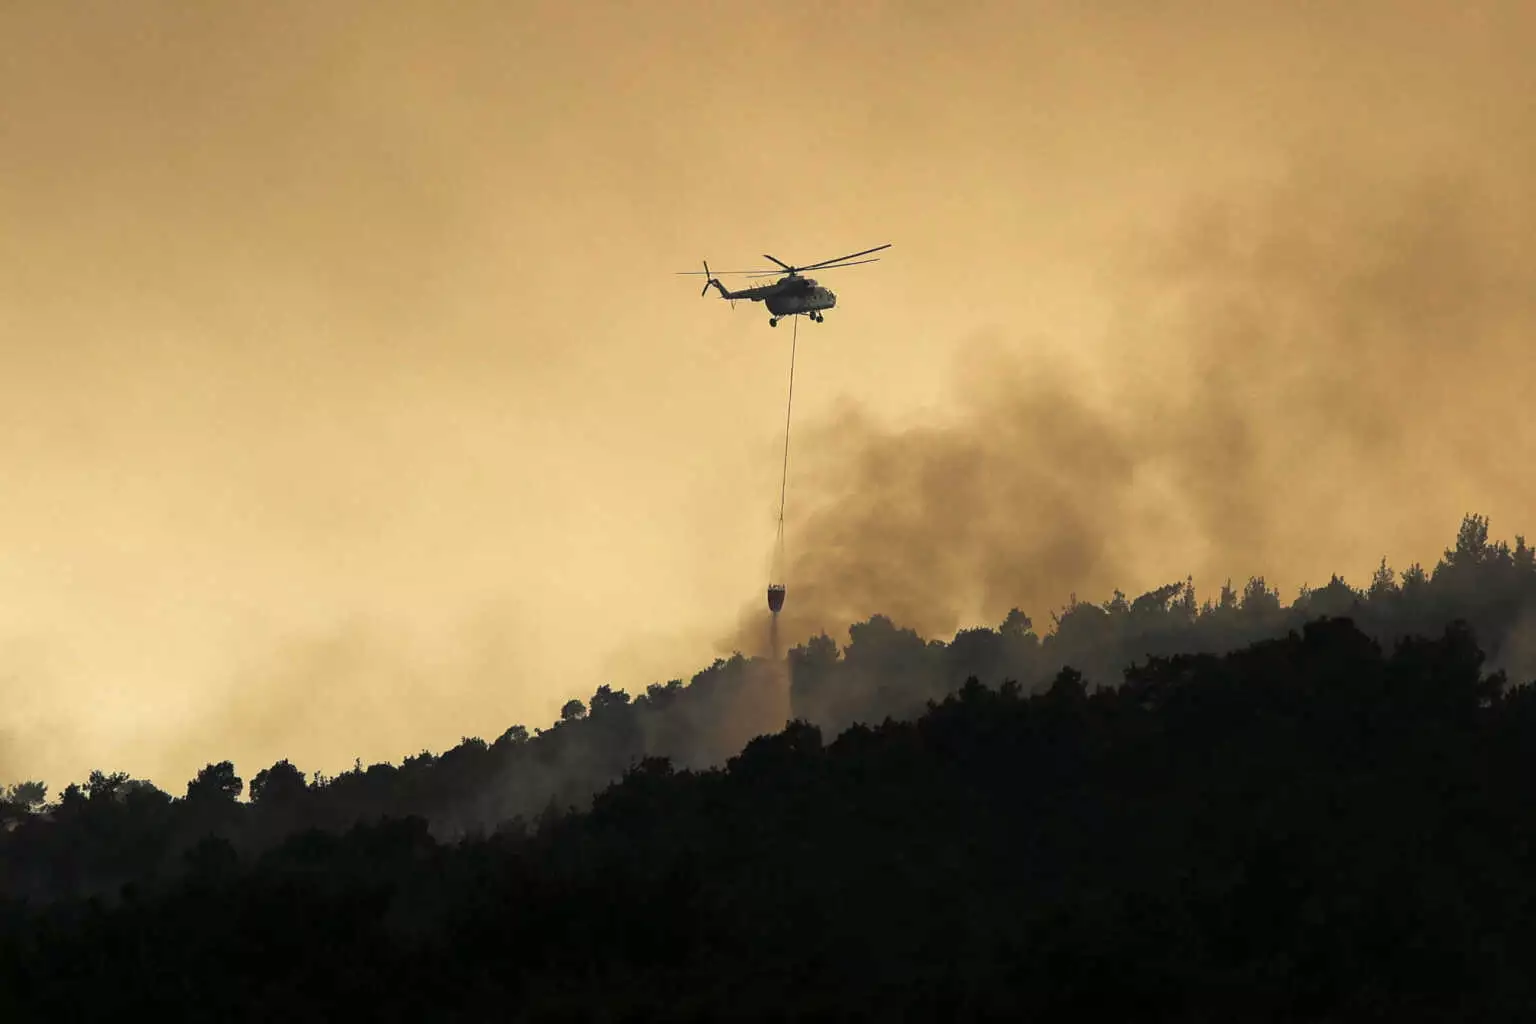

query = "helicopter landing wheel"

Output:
[[769, 318, 778, 327]]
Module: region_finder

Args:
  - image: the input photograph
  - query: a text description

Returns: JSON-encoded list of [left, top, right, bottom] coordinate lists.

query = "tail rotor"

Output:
[[700, 260, 714, 297]]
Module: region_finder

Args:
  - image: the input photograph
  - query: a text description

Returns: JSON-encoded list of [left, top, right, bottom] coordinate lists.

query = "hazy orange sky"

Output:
[[2, 1, 1533, 792]]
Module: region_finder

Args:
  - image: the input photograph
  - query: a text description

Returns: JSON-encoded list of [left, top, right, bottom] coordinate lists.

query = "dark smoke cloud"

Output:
[[726, 159, 1536, 655]]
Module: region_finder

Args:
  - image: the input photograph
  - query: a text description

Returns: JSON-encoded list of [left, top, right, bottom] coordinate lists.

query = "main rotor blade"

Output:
[[798, 243, 891, 272], [678, 244, 889, 277], [797, 257, 882, 271], [746, 258, 880, 278]]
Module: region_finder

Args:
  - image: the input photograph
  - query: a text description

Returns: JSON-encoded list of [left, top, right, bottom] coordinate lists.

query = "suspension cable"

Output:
[[772, 315, 798, 590]]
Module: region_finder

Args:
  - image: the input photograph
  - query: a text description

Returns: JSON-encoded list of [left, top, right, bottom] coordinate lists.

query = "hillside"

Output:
[[4, 515, 1536, 907], [4, 611, 1535, 1019]]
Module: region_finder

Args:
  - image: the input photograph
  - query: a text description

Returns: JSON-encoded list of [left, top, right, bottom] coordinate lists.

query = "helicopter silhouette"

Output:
[[677, 244, 890, 327]]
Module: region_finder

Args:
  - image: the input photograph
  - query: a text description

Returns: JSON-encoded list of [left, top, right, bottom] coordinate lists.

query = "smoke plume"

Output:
[[727, 161, 1536, 655]]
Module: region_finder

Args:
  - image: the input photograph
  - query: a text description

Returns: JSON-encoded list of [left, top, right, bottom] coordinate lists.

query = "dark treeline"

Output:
[[4, 513, 1536, 906], [6, 613, 1536, 1019]]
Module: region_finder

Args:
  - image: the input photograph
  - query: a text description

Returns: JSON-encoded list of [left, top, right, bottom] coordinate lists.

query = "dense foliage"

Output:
[[6, 513, 1536, 1016], [6, 514, 1536, 903], [4, 613, 1536, 1019]]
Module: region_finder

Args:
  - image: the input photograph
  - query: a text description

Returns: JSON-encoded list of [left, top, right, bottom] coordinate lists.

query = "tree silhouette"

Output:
[[6, 612, 1536, 1018], [249, 759, 307, 806], [6, 513, 1536, 1018], [186, 761, 243, 804]]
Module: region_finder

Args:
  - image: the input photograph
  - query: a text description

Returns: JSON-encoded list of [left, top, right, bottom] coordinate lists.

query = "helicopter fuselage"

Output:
[[715, 274, 836, 318], [764, 286, 835, 317]]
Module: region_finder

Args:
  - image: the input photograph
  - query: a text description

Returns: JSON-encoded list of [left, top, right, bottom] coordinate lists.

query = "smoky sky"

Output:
[[730, 162, 1536, 654], [1, 1, 1532, 793]]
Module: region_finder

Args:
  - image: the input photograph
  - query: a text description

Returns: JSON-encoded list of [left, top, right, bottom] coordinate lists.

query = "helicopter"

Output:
[[677, 243, 891, 327]]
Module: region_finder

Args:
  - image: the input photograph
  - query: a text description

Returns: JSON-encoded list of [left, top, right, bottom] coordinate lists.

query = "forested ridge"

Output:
[[6, 514, 1536, 1018]]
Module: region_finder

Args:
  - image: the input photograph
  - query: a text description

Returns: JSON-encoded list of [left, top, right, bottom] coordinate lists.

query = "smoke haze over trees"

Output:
[[7, 594, 1536, 1017], [724, 167, 1536, 657], [3, 2, 1535, 797], [6, 513, 1536, 906]]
